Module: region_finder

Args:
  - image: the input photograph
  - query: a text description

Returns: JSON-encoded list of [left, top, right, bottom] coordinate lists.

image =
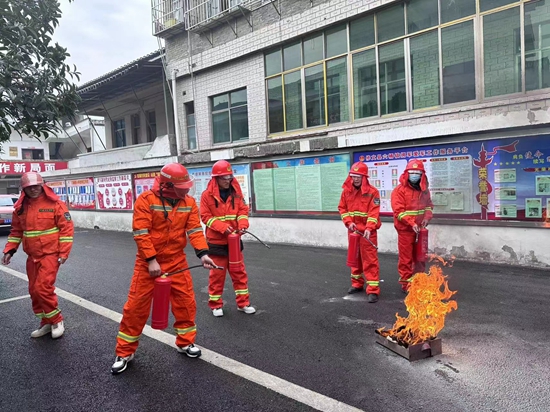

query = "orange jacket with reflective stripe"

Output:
[[391, 171, 434, 232], [338, 177, 381, 233], [132, 191, 208, 271], [3, 187, 74, 259], [200, 179, 249, 246]]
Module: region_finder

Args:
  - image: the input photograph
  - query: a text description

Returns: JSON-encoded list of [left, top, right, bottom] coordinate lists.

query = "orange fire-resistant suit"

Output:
[[115, 191, 209, 358], [200, 178, 250, 310], [391, 161, 433, 291], [338, 176, 381, 295], [3, 186, 74, 325]]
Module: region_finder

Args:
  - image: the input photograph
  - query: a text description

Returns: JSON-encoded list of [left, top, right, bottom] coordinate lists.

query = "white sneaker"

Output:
[[31, 324, 52, 338], [237, 306, 256, 314], [51, 321, 64, 339], [111, 353, 135, 374], [176, 344, 202, 358], [212, 308, 223, 317]]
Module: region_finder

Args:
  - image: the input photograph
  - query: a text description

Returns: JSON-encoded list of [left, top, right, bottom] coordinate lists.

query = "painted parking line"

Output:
[[0, 294, 30, 304], [0, 266, 363, 412]]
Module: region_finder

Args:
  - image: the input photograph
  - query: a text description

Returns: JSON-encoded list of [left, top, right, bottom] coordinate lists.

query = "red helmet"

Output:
[[349, 162, 368, 177], [159, 163, 194, 189], [21, 172, 44, 189], [212, 160, 233, 177], [406, 159, 425, 173]]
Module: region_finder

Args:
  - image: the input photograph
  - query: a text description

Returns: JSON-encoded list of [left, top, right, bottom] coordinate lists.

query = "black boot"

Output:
[[347, 287, 363, 294], [367, 294, 379, 303]]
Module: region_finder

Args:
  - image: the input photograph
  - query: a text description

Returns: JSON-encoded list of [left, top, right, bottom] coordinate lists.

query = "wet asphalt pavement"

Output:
[[0, 228, 549, 412]]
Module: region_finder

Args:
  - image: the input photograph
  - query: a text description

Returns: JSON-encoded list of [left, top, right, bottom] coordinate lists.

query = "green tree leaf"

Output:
[[0, 0, 80, 143]]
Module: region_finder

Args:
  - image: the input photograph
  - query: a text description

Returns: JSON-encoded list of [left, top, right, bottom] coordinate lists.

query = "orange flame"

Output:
[[377, 262, 457, 346]]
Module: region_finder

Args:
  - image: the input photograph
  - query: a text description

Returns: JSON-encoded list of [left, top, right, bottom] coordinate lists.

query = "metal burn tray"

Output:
[[376, 335, 442, 362]]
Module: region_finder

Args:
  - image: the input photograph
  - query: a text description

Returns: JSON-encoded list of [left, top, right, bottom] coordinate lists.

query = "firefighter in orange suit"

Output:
[[2, 172, 74, 339], [338, 162, 381, 303], [391, 159, 434, 293], [111, 163, 216, 375], [200, 160, 256, 317]]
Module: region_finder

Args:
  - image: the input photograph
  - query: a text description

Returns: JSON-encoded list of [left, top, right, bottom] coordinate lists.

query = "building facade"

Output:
[[43, 0, 550, 267]]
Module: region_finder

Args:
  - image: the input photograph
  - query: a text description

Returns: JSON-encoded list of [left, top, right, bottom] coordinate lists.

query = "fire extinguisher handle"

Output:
[[351, 229, 378, 250], [213, 265, 225, 270]]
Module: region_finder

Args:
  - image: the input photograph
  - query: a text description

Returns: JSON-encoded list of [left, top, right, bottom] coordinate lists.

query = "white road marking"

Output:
[[0, 266, 363, 412], [0, 294, 30, 304]]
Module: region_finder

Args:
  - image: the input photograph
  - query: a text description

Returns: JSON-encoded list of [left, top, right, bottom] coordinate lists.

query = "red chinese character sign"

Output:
[[0, 161, 68, 174], [95, 175, 133, 210]]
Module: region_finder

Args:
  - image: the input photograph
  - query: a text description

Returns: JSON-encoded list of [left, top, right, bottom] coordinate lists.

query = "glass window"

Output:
[[483, 7, 521, 98], [212, 111, 230, 144], [350, 14, 375, 51], [147, 111, 156, 142], [231, 106, 249, 140], [411, 31, 440, 109], [267, 77, 284, 134], [131, 114, 140, 145], [326, 58, 349, 123], [480, 0, 517, 13], [407, 0, 438, 34], [440, 0, 475, 24], [231, 89, 247, 107], [305, 64, 326, 127], [525, 0, 550, 91], [265, 49, 282, 76], [379, 41, 407, 115], [185, 102, 196, 150], [303, 33, 324, 65], [284, 42, 302, 71], [377, 4, 405, 43], [114, 119, 126, 148], [442, 21, 476, 104], [353, 49, 378, 119], [326, 25, 347, 58], [284, 71, 303, 131], [211, 88, 249, 144], [212, 94, 229, 111]]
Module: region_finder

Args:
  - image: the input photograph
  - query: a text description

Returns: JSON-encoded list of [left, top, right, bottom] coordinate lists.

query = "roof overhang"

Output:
[[77, 49, 165, 114]]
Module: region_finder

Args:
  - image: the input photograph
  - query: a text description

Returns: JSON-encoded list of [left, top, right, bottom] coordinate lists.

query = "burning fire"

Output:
[[377, 259, 457, 346]]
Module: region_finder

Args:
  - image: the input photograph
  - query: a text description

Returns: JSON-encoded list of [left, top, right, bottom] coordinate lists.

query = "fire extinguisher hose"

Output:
[[163, 264, 224, 277], [351, 230, 379, 250], [241, 230, 271, 249]]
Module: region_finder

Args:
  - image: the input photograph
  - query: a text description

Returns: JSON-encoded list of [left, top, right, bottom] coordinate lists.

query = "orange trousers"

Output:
[[115, 259, 197, 358], [397, 230, 426, 291], [350, 231, 380, 295], [208, 254, 250, 310], [27, 254, 63, 325]]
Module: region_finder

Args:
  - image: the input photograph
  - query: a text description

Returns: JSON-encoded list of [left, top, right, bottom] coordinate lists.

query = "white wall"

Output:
[[177, 54, 267, 151], [0, 133, 50, 160]]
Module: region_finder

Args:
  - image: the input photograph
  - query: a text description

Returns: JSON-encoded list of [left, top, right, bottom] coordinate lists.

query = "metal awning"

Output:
[[77, 49, 165, 114]]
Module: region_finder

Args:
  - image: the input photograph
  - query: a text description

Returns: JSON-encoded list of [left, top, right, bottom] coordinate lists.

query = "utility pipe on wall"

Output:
[[172, 68, 181, 156]]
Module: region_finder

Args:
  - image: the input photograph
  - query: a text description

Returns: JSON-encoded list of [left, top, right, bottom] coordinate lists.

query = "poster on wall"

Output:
[[251, 154, 351, 214], [67, 178, 96, 210], [354, 135, 550, 222], [188, 164, 251, 208], [133, 172, 160, 199], [45, 181, 67, 203], [95, 174, 133, 210]]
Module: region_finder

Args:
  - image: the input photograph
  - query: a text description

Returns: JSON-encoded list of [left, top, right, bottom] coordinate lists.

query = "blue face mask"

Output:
[[408, 173, 421, 184]]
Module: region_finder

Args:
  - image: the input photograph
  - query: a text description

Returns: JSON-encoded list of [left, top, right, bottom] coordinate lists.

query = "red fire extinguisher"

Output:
[[152, 275, 171, 330], [228, 232, 244, 272], [346, 231, 361, 268], [414, 227, 429, 262]]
